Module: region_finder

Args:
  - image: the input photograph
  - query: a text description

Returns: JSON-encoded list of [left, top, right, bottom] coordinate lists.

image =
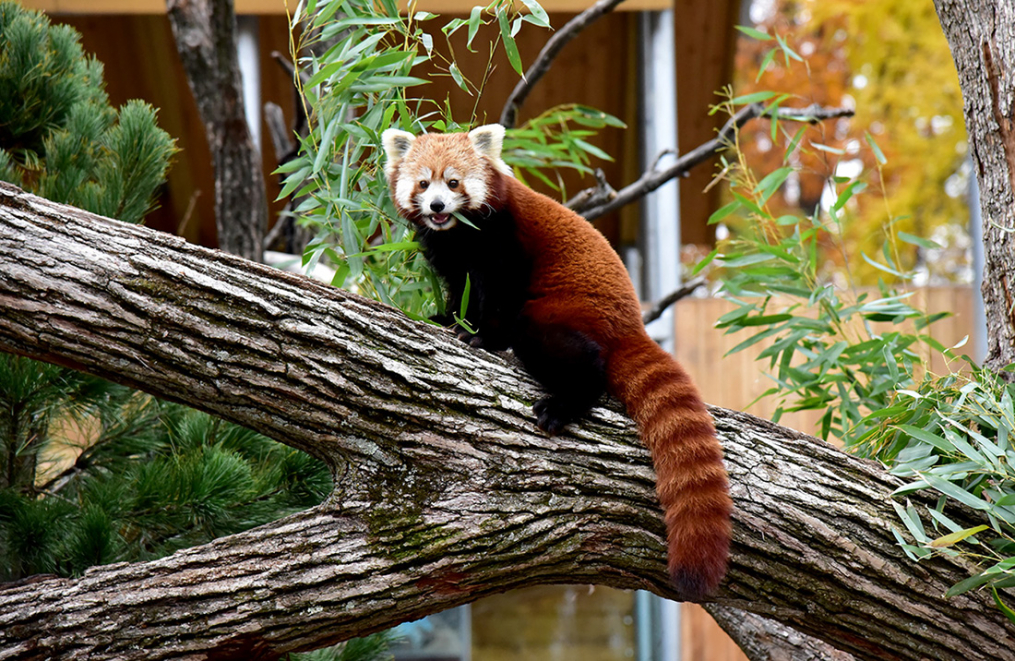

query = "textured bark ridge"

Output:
[[0, 183, 1011, 660], [705, 605, 857, 661], [933, 0, 1015, 372], [167, 0, 266, 262]]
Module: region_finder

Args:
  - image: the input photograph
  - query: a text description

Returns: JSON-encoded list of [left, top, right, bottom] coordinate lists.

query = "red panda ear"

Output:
[[468, 124, 505, 160], [381, 129, 416, 176]]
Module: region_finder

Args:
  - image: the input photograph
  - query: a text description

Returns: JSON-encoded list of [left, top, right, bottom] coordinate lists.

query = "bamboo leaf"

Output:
[[498, 11, 524, 77], [928, 525, 989, 548]]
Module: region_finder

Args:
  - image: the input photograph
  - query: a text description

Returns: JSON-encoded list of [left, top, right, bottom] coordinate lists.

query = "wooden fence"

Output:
[[673, 285, 977, 661]]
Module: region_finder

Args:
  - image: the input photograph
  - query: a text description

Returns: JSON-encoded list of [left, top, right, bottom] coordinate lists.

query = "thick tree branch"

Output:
[[167, 0, 267, 262], [575, 104, 855, 220], [0, 183, 1011, 660], [499, 0, 627, 129]]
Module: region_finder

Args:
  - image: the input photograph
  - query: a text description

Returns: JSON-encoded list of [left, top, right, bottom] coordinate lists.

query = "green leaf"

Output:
[[783, 127, 806, 163], [460, 273, 471, 320], [897, 425, 955, 454], [734, 313, 793, 327], [861, 252, 908, 278], [448, 62, 468, 92], [721, 253, 776, 268], [451, 210, 479, 229], [992, 588, 1015, 625], [518, 0, 550, 28], [946, 572, 994, 597], [691, 248, 719, 276], [995, 493, 1015, 507], [498, 11, 524, 77], [921, 473, 992, 511], [735, 25, 772, 41], [865, 131, 887, 165], [467, 6, 483, 51], [708, 200, 741, 225], [754, 166, 792, 205], [729, 91, 777, 105], [756, 49, 777, 83], [811, 142, 846, 155], [572, 138, 612, 162], [898, 231, 941, 250]]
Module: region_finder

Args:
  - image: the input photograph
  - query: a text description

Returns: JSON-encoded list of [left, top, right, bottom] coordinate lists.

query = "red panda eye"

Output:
[[448, 179, 459, 189], [418, 180, 429, 189]]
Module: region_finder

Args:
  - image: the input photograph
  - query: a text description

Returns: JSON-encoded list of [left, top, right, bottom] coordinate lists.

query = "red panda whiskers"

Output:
[[382, 124, 732, 601]]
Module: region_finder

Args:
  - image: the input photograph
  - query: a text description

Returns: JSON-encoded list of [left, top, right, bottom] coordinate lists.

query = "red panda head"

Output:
[[381, 124, 512, 231]]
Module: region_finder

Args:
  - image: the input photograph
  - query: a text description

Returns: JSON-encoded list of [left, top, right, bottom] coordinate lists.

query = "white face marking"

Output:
[[403, 166, 470, 231], [463, 174, 487, 210], [395, 176, 414, 209]]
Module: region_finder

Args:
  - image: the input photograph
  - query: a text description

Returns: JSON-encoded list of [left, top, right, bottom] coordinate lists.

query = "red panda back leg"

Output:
[[512, 317, 607, 435]]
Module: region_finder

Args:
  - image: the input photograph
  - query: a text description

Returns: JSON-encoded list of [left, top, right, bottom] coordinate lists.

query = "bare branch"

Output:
[[499, 0, 627, 128], [642, 277, 706, 325], [264, 101, 295, 164], [564, 167, 616, 210], [575, 103, 855, 220]]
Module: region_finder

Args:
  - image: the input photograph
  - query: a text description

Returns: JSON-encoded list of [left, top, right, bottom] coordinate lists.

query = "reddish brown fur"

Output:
[[501, 177, 732, 598], [386, 131, 732, 600]]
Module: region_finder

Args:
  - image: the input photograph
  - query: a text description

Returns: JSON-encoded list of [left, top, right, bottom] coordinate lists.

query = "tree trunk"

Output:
[[933, 0, 1015, 372], [0, 184, 1010, 660], [167, 0, 266, 263]]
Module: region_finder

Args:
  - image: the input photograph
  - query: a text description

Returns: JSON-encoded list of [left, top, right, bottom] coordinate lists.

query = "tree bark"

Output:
[[933, 0, 1015, 372], [167, 0, 266, 263], [705, 605, 857, 661], [0, 183, 1011, 660]]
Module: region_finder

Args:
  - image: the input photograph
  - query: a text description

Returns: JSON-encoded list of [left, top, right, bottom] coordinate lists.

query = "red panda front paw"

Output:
[[533, 397, 578, 435], [454, 327, 485, 347]]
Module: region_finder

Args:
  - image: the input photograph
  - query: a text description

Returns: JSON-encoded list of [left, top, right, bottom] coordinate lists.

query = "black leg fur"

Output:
[[512, 322, 607, 435]]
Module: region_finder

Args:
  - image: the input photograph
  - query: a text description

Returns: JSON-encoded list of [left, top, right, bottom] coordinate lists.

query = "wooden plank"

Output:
[[27, 0, 672, 16], [682, 603, 747, 661], [472, 585, 637, 661], [674, 0, 742, 247]]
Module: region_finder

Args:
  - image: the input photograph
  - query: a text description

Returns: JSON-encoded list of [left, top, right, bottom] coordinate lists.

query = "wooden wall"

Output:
[[674, 0, 742, 248], [52, 11, 639, 251]]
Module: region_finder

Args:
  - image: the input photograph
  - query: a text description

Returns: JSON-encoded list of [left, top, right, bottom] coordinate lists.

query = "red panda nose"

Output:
[[430, 201, 445, 213]]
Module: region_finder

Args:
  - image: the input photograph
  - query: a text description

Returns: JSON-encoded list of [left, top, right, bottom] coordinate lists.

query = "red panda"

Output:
[[381, 124, 732, 601]]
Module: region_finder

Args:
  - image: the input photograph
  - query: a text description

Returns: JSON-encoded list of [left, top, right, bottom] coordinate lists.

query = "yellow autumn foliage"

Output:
[[733, 0, 969, 283]]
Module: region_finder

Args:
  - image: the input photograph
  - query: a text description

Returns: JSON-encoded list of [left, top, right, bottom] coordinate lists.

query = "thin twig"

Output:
[[272, 50, 308, 86], [264, 101, 295, 163], [499, 0, 628, 128], [564, 168, 615, 209], [575, 103, 855, 220], [176, 189, 202, 237], [641, 276, 706, 326]]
